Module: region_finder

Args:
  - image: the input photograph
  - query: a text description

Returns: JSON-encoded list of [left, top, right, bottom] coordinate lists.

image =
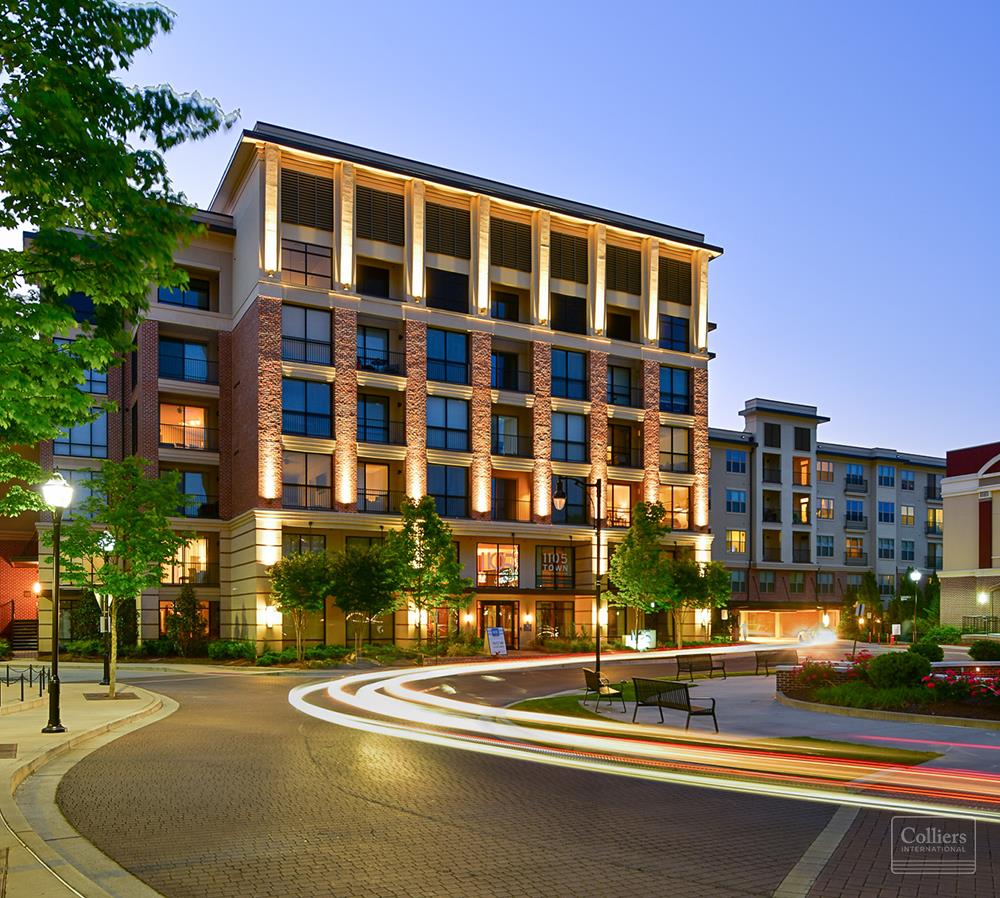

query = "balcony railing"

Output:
[[159, 424, 218, 451], [844, 477, 868, 494], [792, 512, 810, 525], [491, 431, 532, 458], [281, 483, 332, 510], [844, 552, 869, 566], [357, 349, 406, 376], [926, 485, 943, 502], [607, 446, 643, 468], [925, 554, 943, 570], [281, 412, 332, 439], [659, 453, 691, 473], [159, 355, 219, 385], [491, 498, 532, 523], [552, 379, 588, 401], [606, 507, 632, 529], [844, 515, 868, 530], [491, 369, 532, 393], [281, 337, 332, 366], [792, 548, 811, 563], [792, 473, 811, 486], [762, 547, 782, 562], [762, 468, 781, 484], [357, 420, 406, 445], [161, 562, 220, 586], [962, 615, 999, 633], [427, 359, 469, 385], [925, 522, 943, 537], [606, 385, 644, 409], [357, 489, 404, 514], [177, 496, 220, 519], [762, 509, 781, 524]]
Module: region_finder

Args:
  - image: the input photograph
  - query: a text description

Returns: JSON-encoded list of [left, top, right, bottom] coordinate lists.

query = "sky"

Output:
[[26, 0, 1000, 456]]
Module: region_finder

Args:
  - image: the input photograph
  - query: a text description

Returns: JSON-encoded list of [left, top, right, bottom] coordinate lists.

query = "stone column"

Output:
[[641, 237, 660, 345], [405, 179, 426, 302], [641, 359, 661, 503], [404, 319, 427, 498], [136, 319, 159, 477], [472, 196, 491, 316], [469, 332, 492, 520], [531, 210, 550, 325], [336, 161, 355, 290], [218, 330, 233, 520], [693, 250, 709, 353], [588, 350, 608, 521], [531, 340, 552, 523], [692, 367, 710, 531], [588, 224, 606, 336], [262, 144, 280, 275], [333, 307, 358, 512]]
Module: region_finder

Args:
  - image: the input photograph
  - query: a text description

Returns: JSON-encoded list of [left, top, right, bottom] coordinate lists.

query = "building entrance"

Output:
[[478, 600, 519, 650]]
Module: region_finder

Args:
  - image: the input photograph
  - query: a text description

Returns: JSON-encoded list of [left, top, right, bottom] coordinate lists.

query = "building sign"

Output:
[[536, 546, 574, 589], [486, 626, 507, 656]]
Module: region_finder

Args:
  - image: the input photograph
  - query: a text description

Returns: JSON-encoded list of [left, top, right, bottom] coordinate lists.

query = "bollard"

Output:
[[20, 673, 24, 702]]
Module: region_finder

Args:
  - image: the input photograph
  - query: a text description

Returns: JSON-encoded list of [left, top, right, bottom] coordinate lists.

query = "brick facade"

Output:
[[0, 542, 39, 621], [404, 319, 428, 499], [692, 367, 710, 530], [469, 332, 493, 520], [333, 307, 358, 512], [135, 319, 159, 476], [217, 331, 234, 520], [588, 351, 608, 517], [530, 340, 552, 523], [641, 359, 661, 503], [941, 574, 1000, 628]]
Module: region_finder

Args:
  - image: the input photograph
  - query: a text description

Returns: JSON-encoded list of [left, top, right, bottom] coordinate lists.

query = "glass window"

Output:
[[159, 403, 212, 450], [552, 349, 587, 399], [281, 239, 331, 288], [725, 449, 747, 474], [879, 575, 895, 596], [845, 537, 865, 560], [658, 315, 689, 351], [877, 465, 895, 488], [55, 338, 107, 394], [425, 268, 469, 313], [56, 468, 97, 520], [901, 470, 915, 491], [158, 275, 210, 310], [358, 395, 390, 443], [759, 571, 775, 594], [54, 410, 108, 458], [878, 501, 895, 524], [552, 413, 587, 462], [281, 378, 331, 437], [658, 485, 690, 530], [162, 536, 212, 585], [901, 540, 914, 562], [477, 544, 519, 587], [282, 533, 327, 556], [817, 572, 834, 595], [606, 365, 634, 406], [282, 451, 331, 509], [490, 351, 522, 391], [427, 328, 469, 384], [491, 291, 520, 322], [726, 530, 746, 553], [159, 338, 211, 384], [426, 397, 469, 451], [357, 463, 391, 511], [535, 600, 575, 638], [551, 476, 587, 525], [794, 427, 811, 451], [357, 263, 391, 298], [927, 507, 943, 532], [725, 490, 746, 514], [817, 535, 834, 558], [817, 497, 834, 520], [878, 538, 895, 559], [900, 504, 915, 526], [551, 293, 587, 334], [730, 570, 747, 594], [846, 574, 862, 591], [764, 423, 781, 448], [845, 463, 865, 484], [659, 366, 690, 414], [845, 499, 864, 521], [427, 464, 467, 518], [281, 306, 331, 365], [789, 572, 805, 594], [607, 482, 632, 528], [659, 426, 690, 473], [817, 460, 834, 482], [535, 547, 575, 589]]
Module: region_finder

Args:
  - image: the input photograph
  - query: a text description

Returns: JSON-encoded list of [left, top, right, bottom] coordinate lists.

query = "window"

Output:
[[162, 537, 213, 585], [845, 537, 864, 560], [550, 232, 588, 283], [491, 352, 524, 391], [490, 218, 531, 271], [535, 600, 575, 637], [175, 471, 215, 518], [658, 315, 689, 351], [427, 397, 469, 451], [536, 547, 574, 589], [345, 536, 384, 550], [900, 504, 915, 526], [846, 574, 862, 591], [551, 413, 587, 462], [764, 423, 781, 448], [281, 306, 331, 365], [817, 535, 834, 558], [605, 244, 641, 294], [928, 544, 942, 570], [283, 533, 327, 556], [491, 291, 520, 322], [607, 424, 637, 468], [659, 426, 690, 473], [726, 530, 746, 553], [878, 538, 895, 560], [901, 470, 915, 491], [551, 293, 587, 334], [54, 410, 108, 457], [357, 395, 390, 444], [606, 365, 634, 406], [725, 449, 747, 474], [607, 483, 632, 528], [901, 539, 915, 562], [659, 257, 691, 304], [730, 570, 747, 594], [425, 202, 471, 258], [846, 499, 864, 522], [726, 490, 747, 514], [817, 572, 834, 595], [158, 598, 217, 639], [879, 575, 895, 597], [355, 184, 404, 245], [55, 338, 107, 394], [357, 263, 392, 298], [878, 501, 895, 524], [280, 168, 333, 230], [282, 451, 331, 509], [356, 326, 397, 373], [551, 476, 586, 525], [658, 485, 690, 530], [57, 468, 97, 519], [794, 427, 811, 452], [817, 497, 834, 520], [427, 329, 469, 384], [428, 464, 467, 518], [281, 239, 331, 289], [477, 544, 518, 587], [927, 507, 943, 534], [552, 349, 587, 399], [659, 366, 690, 414], [425, 268, 469, 313], [792, 457, 810, 486], [282, 379, 331, 437], [158, 275, 210, 310], [789, 573, 805, 594], [817, 460, 834, 482], [606, 311, 633, 342], [845, 463, 865, 485], [159, 338, 213, 383], [357, 462, 391, 512], [877, 465, 895, 488], [759, 571, 775, 594], [794, 495, 810, 524]]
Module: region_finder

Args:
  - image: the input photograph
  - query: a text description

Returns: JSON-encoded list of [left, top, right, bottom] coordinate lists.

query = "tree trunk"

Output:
[[294, 610, 305, 661], [674, 608, 683, 649], [108, 596, 118, 699]]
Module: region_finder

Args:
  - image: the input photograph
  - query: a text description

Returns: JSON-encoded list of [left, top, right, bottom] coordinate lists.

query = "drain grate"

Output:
[[0, 745, 15, 759], [83, 693, 138, 701]]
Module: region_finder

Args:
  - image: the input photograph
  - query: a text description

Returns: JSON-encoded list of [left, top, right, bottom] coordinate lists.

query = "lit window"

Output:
[[477, 544, 519, 588]]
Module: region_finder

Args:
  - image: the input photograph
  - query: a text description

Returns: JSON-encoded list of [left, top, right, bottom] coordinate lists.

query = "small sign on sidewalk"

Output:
[[485, 627, 507, 656]]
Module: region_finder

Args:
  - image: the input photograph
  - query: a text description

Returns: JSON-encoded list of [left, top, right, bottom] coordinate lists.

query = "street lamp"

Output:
[[97, 531, 115, 687], [41, 473, 74, 734], [909, 569, 922, 643], [553, 476, 605, 675], [978, 591, 994, 635]]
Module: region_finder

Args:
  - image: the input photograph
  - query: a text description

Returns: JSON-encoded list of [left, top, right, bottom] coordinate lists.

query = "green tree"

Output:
[[920, 572, 941, 627], [54, 458, 189, 696], [0, 1, 234, 516], [609, 502, 673, 642], [389, 496, 472, 645], [167, 582, 204, 657], [329, 543, 405, 656], [269, 551, 336, 661], [70, 589, 101, 640], [663, 558, 732, 649]]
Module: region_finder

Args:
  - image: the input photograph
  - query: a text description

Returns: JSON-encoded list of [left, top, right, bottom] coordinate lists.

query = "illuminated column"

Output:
[[336, 161, 355, 290], [333, 307, 358, 511], [641, 237, 660, 345], [588, 351, 608, 520], [404, 319, 427, 498], [692, 366, 710, 531], [531, 341, 552, 523], [218, 330, 233, 520], [641, 359, 661, 503], [136, 319, 160, 478], [693, 250, 710, 352], [588, 224, 606, 336], [469, 332, 492, 518], [257, 296, 284, 509], [262, 144, 280, 276], [405, 179, 425, 302], [531, 210, 550, 325], [472, 196, 491, 316]]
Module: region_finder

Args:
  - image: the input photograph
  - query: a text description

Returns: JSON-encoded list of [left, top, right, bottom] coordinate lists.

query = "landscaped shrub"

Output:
[[64, 638, 103, 656], [968, 639, 1000, 662], [140, 637, 177, 657], [868, 651, 931, 689], [0, 638, 10, 659], [303, 644, 351, 662], [909, 640, 944, 663], [814, 681, 931, 710], [921, 625, 962, 645], [255, 646, 299, 666], [794, 661, 842, 692], [207, 639, 256, 661]]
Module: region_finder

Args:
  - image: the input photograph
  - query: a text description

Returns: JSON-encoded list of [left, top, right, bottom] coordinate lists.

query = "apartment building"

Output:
[[938, 441, 1000, 631], [33, 122, 721, 654], [709, 399, 944, 639]]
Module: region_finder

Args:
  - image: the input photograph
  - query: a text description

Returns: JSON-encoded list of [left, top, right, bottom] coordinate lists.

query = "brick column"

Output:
[[333, 307, 358, 512], [692, 367, 710, 531], [469, 332, 492, 520], [218, 331, 233, 520], [641, 360, 661, 503], [404, 319, 427, 498], [588, 351, 608, 521], [136, 319, 159, 476], [107, 365, 124, 462], [531, 340, 552, 523]]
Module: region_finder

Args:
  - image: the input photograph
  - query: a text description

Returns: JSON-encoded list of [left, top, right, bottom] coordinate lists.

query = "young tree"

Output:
[[269, 551, 336, 661], [609, 502, 673, 643], [388, 496, 472, 645], [329, 543, 405, 656], [0, 2, 234, 516], [54, 458, 189, 697], [167, 582, 204, 657]]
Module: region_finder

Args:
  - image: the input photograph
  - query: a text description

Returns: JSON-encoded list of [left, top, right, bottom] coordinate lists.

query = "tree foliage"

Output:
[[269, 551, 336, 661], [0, 1, 234, 515], [167, 581, 204, 657], [329, 543, 405, 655]]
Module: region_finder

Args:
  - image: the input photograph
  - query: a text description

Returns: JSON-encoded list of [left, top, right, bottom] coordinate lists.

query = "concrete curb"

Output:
[[775, 692, 1000, 730], [0, 695, 45, 716]]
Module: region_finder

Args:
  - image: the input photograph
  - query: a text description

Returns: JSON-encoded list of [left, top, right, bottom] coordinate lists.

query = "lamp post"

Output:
[[97, 531, 115, 686], [553, 477, 604, 675], [41, 474, 74, 734], [978, 591, 994, 635], [909, 569, 922, 643]]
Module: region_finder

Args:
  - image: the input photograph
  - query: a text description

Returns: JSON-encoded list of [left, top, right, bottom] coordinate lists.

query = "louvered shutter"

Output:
[[659, 257, 692, 304], [355, 185, 405, 245], [489, 218, 531, 271], [280, 169, 333, 230], [425, 202, 471, 258], [550, 232, 588, 283], [606, 245, 641, 295]]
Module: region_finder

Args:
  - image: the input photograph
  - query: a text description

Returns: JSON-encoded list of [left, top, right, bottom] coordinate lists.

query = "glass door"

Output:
[[479, 601, 519, 650]]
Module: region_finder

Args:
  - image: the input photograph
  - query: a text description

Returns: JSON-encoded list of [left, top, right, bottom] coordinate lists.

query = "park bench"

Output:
[[631, 677, 719, 731], [754, 649, 799, 676], [675, 652, 727, 681], [582, 667, 626, 712]]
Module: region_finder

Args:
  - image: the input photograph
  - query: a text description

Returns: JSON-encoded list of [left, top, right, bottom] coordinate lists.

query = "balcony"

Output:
[[607, 446, 643, 468], [161, 562, 220, 587], [762, 468, 781, 484], [925, 554, 943, 570], [762, 509, 781, 524], [792, 512, 810, 525], [926, 485, 943, 502], [357, 348, 406, 377], [357, 489, 404, 515], [844, 552, 869, 566], [491, 498, 532, 523], [281, 337, 332, 366], [606, 385, 644, 409], [606, 507, 632, 529], [159, 355, 219, 385], [491, 369, 532, 393], [159, 424, 218, 451], [177, 496, 220, 519], [925, 522, 943, 537], [491, 431, 532, 458], [357, 420, 406, 446], [281, 483, 332, 510], [962, 615, 998, 633], [427, 359, 469, 385], [659, 453, 691, 474], [844, 477, 868, 494], [792, 548, 811, 563], [762, 547, 782, 562], [844, 515, 868, 530]]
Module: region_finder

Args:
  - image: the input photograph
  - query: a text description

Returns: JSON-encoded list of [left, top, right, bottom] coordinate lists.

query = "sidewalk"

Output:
[[0, 683, 166, 897]]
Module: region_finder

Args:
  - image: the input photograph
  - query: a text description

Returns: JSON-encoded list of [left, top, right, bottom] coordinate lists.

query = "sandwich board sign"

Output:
[[486, 627, 507, 656]]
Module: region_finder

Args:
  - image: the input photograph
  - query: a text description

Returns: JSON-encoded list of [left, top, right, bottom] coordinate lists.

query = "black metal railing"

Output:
[[762, 509, 781, 523], [792, 512, 810, 525], [159, 424, 219, 451], [792, 548, 811, 563], [844, 477, 868, 493], [281, 483, 332, 510], [426, 428, 470, 452], [844, 515, 868, 530], [792, 474, 811, 486], [491, 498, 532, 523], [606, 385, 644, 408], [926, 485, 943, 501], [161, 563, 220, 586], [762, 468, 782, 484], [281, 337, 332, 366], [357, 420, 406, 445], [925, 522, 943, 536], [607, 445, 643, 468], [925, 554, 943, 570], [281, 411, 332, 438], [1, 664, 49, 707], [962, 615, 999, 634], [357, 489, 404, 514], [177, 495, 220, 519], [427, 359, 469, 384], [659, 453, 691, 473], [606, 507, 632, 529], [491, 431, 532, 458], [491, 369, 532, 393], [659, 395, 691, 415], [357, 349, 406, 376], [762, 547, 782, 562], [158, 355, 219, 384], [552, 380, 589, 401], [844, 552, 868, 566]]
